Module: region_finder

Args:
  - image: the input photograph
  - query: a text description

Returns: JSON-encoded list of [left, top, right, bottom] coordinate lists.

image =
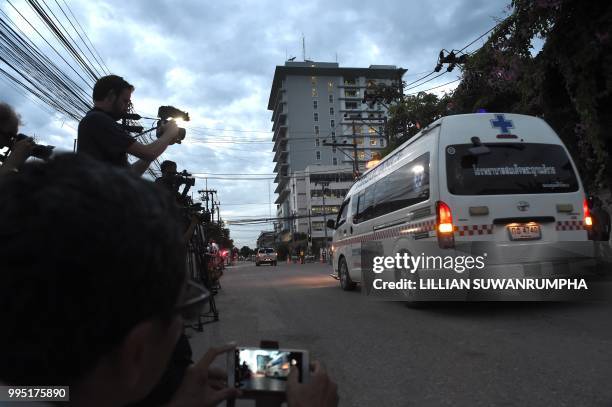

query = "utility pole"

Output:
[[307, 208, 312, 250], [315, 181, 330, 248]]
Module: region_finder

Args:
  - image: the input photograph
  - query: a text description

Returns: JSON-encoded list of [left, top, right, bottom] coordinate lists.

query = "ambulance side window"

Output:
[[353, 192, 363, 223], [374, 152, 430, 217], [336, 198, 350, 227], [358, 184, 376, 222]]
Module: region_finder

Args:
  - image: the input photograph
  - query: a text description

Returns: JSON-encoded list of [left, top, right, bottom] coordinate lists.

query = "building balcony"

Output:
[[273, 147, 288, 163], [273, 159, 288, 174], [274, 171, 289, 185], [272, 124, 287, 142], [275, 188, 290, 204], [272, 102, 287, 124]]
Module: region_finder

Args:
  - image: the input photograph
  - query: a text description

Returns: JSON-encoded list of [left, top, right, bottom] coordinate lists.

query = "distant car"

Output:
[[256, 248, 277, 266]]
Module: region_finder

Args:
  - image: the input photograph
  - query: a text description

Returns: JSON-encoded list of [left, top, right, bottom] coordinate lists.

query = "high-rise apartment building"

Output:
[[267, 61, 406, 246]]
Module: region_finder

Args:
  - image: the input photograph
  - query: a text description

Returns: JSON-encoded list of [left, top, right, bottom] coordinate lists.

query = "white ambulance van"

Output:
[[328, 113, 594, 294]]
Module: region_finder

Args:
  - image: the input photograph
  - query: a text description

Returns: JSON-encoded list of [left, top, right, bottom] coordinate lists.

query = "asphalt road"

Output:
[[189, 261, 612, 407]]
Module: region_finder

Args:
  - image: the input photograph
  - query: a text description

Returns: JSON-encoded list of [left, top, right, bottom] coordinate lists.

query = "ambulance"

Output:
[[327, 113, 595, 296]]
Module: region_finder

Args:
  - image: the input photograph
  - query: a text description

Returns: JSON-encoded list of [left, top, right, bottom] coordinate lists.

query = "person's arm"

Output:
[[127, 121, 179, 162], [164, 344, 241, 407], [0, 137, 34, 175], [131, 158, 154, 176]]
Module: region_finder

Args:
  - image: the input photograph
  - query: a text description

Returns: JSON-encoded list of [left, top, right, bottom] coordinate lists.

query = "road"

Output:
[[189, 261, 612, 407]]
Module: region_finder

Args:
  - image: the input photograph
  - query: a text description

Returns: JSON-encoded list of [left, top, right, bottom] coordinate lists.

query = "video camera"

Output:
[[11, 134, 54, 160], [157, 106, 190, 143], [173, 169, 195, 188]]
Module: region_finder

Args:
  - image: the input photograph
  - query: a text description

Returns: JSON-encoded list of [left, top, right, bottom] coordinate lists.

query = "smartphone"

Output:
[[227, 347, 309, 392]]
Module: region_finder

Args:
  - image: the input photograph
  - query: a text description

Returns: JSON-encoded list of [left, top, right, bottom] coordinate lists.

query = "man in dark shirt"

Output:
[[77, 74, 180, 175]]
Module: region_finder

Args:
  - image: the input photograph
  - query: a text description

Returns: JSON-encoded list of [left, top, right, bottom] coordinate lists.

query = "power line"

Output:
[[406, 77, 461, 95]]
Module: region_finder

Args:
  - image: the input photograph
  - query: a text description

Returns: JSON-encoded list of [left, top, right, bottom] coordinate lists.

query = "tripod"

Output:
[[186, 219, 219, 331]]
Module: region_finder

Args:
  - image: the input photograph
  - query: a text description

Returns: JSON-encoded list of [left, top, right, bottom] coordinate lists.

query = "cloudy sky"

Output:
[[0, 0, 510, 248]]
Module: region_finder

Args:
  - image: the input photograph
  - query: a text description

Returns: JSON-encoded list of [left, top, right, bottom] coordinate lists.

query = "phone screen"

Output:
[[233, 347, 306, 392]]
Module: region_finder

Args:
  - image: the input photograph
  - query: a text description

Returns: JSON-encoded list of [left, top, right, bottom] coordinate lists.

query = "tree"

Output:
[[239, 246, 252, 258], [383, 92, 450, 156]]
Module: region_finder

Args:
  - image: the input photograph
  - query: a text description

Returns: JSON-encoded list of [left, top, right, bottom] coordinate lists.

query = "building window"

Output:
[[315, 138, 320, 147], [329, 94, 334, 103], [368, 127, 377, 136], [344, 78, 357, 85], [345, 101, 358, 110], [358, 151, 366, 160], [333, 157, 338, 165], [356, 137, 364, 145], [312, 88, 318, 97], [311, 76, 317, 86], [329, 107, 334, 115], [379, 126, 384, 135], [313, 100, 318, 109], [316, 151, 321, 160], [380, 138, 385, 147], [314, 112, 319, 122], [345, 89, 358, 97], [331, 131, 335, 137], [314, 125, 319, 135], [328, 81, 334, 91], [330, 119, 335, 128], [370, 138, 377, 146], [332, 146, 337, 153]]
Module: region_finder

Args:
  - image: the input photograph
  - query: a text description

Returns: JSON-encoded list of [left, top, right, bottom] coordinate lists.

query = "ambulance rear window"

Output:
[[446, 143, 579, 195]]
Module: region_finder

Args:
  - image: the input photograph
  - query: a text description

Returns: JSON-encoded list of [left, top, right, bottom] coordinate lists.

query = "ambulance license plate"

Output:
[[508, 224, 541, 241]]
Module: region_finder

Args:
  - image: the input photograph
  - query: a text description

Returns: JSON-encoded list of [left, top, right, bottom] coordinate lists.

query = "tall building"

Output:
[[267, 61, 406, 246]]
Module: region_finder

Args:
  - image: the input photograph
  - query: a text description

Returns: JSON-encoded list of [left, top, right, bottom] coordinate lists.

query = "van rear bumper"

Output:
[[455, 240, 597, 276]]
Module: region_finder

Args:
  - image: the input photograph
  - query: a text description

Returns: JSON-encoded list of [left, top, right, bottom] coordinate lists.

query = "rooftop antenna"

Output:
[[302, 33, 306, 61]]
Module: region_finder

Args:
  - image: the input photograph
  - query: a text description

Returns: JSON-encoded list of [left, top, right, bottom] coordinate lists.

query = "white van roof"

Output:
[[437, 113, 561, 146]]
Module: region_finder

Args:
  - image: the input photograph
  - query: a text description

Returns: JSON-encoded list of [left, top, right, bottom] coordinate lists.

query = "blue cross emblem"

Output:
[[490, 114, 514, 133]]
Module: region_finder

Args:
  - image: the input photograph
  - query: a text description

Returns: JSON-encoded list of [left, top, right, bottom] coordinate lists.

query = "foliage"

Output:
[[239, 245, 252, 258], [385, 0, 612, 192], [276, 242, 290, 261], [206, 222, 233, 250]]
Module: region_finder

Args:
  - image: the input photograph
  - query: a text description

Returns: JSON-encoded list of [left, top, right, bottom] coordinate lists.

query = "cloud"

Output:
[[1, 0, 509, 247]]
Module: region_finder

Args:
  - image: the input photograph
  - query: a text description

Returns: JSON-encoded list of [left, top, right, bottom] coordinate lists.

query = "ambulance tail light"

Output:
[[436, 201, 455, 249], [583, 198, 593, 229]]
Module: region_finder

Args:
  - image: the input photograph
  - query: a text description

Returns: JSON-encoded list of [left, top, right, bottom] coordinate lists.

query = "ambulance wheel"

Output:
[[339, 257, 356, 291]]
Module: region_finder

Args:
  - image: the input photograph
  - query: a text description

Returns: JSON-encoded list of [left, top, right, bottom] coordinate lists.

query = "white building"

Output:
[[267, 61, 406, 245]]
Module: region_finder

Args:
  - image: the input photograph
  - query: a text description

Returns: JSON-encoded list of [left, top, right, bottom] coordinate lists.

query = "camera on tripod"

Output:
[[157, 106, 190, 143], [11, 134, 54, 160]]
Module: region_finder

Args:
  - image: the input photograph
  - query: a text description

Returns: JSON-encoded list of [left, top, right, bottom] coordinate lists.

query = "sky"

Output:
[[0, 0, 511, 248]]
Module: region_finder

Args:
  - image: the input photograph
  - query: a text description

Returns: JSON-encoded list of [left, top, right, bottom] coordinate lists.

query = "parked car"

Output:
[[256, 248, 278, 266]]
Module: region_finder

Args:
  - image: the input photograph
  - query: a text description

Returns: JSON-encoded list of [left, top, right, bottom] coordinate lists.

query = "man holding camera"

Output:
[[0, 102, 34, 175], [77, 74, 180, 175]]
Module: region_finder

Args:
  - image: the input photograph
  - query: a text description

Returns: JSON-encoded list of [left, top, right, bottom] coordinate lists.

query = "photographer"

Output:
[[77, 74, 180, 175], [0, 102, 34, 175], [0, 154, 338, 407], [155, 160, 199, 242]]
